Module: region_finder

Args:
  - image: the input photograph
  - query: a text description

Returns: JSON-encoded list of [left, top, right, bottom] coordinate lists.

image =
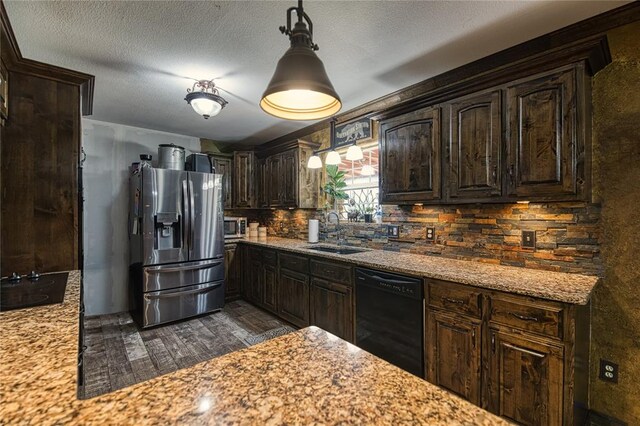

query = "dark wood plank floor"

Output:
[[81, 300, 295, 399]]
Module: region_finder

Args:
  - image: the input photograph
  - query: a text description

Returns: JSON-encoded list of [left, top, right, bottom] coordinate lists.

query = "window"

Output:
[[337, 144, 379, 221]]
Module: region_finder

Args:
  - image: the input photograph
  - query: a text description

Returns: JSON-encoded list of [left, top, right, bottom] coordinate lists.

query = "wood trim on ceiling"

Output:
[[258, 2, 638, 148], [0, 0, 95, 116]]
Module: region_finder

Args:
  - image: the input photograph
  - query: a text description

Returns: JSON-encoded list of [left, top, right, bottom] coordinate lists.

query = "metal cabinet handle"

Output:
[[509, 312, 539, 322], [491, 335, 496, 353], [492, 165, 498, 185], [441, 296, 465, 305]]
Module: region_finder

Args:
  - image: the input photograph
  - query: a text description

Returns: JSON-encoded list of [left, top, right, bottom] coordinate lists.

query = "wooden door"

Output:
[[278, 268, 310, 328], [245, 247, 263, 304], [448, 90, 502, 201], [506, 66, 582, 200], [426, 310, 481, 404], [232, 151, 254, 208], [380, 106, 441, 204], [224, 243, 239, 299], [256, 157, 269, 208], [267, 154, 282, 207], [262, 263, 278, 314], [212, 156, 233, 208], [310, 278, 353, 342], [281, 149, 298, 207], [487, 329, 564, 426]]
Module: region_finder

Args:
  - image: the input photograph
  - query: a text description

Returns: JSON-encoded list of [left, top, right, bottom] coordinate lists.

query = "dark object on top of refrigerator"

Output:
[[186, 153, 213, 173], [129, 166, 224, 328]]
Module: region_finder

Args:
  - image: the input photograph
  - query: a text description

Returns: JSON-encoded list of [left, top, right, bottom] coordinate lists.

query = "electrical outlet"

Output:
[[426, 227, 435, 241], [521, 230, 536, 249], [387, 225, 399, 238], [599, 359, 618, 383]]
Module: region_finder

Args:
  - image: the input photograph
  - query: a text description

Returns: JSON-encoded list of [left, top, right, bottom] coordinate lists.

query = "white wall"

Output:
[[82, 119, 201, 315]]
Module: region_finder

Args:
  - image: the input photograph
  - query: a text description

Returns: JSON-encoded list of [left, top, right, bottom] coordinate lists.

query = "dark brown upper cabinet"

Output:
[[505, 65, 586, 201], [446, 90, 502, 201], [257, 140, 320, 209], [379, 106, 441, 204], [232, 151, 254, 208], [211, 154, 233, 208], [256, 157, 269, 208]]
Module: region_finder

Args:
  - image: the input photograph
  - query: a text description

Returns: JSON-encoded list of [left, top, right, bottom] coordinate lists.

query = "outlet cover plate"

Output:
[[426, 227, 435, 241], [599, 359, 618, 383], [522, 230, 536, 249], [387, 225, 399, 238]]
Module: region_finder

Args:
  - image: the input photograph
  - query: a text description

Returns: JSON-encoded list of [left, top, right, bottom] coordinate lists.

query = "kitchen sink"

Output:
[[305, 245, 367, 255]]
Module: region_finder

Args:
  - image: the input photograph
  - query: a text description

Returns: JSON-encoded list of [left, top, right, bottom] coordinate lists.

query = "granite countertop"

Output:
[[239, 236, 599, 304], [0, 274, 507, 425]]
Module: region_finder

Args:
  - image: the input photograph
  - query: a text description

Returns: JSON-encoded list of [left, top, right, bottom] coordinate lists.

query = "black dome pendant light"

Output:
[[260, 0, 341, 121]]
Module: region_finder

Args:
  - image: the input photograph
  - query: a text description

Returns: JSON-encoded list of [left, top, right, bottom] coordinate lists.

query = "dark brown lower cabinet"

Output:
[[244, 247, 263, 305], [278, 268, 310, 328], [310, 278, 353, 342], [426, 310, 481, 405], [224, 243, 240, 300], [263, 263, 278, 314], [487, 330, 564, 426], [426, 278, 586, 426]]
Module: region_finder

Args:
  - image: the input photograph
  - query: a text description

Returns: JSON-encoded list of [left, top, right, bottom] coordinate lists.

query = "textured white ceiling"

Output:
[[4, 0, 627, 145]]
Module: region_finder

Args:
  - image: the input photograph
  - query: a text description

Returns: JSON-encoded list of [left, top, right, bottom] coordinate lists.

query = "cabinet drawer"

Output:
[[279, 252, 309, 273], [310, 259, 352, 285], [489, 295, 563, 339], [262, 249, 277, 266], [427, 279, 482, 318]]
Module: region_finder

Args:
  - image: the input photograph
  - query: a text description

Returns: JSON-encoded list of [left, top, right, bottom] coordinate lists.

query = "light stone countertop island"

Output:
[[0, 271, 509, 425]]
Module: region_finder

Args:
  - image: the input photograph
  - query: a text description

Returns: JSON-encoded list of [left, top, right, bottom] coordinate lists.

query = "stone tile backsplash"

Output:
[[230, 201, 601, 275]]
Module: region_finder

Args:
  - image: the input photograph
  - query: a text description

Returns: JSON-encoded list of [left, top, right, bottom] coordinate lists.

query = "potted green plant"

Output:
[[362, 206, 375, 223], [323, 165, 349, 211]]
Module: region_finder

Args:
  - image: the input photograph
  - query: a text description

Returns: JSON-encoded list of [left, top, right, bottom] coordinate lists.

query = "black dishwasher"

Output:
[[355, 267, 424, 377]]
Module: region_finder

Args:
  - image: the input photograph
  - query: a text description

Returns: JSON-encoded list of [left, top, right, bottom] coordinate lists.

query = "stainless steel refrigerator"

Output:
[[128, 166, 224, 328]]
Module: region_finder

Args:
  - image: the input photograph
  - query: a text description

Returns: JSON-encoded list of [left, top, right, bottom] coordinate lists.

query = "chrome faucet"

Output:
[[326, 211, 343, 246]]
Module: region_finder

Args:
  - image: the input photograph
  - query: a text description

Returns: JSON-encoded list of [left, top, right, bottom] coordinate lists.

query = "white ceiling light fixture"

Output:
[[345, 144, 363, 161], [360, 150, 375, 176], [185, 79, 228, 119], [260, 0, 341, 120]]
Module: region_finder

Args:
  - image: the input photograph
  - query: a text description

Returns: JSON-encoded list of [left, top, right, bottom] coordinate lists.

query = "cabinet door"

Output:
[[267, 154, 282, 207], [262, 263, 278, 314], [245, 247, 263, 304], [278, 268, 310, 328], [233, 151, 254, 208], [224, 243, 239, 299], [448, 90, 502, 200], [281, 150, 298, 207], [256, 157, 269, 208], [426, 310, 481, 404], [487, 330, 564, 426], [506, 66, 582, 200], [212, 156, 233, 208], [310, 278, 353, 342], [380, 106, 441, 203]]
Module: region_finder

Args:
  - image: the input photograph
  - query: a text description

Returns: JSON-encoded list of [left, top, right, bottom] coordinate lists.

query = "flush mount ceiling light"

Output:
[[260, 0, 341, 121], [185, 80, 228, 119]]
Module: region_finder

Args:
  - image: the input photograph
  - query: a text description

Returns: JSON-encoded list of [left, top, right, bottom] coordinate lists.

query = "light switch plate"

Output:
[[521, 230, 536, 249]]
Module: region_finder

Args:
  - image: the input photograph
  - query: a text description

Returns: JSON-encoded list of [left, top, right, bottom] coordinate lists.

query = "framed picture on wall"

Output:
[[0, 60, 8, 123], [334, 117, 373, 148]]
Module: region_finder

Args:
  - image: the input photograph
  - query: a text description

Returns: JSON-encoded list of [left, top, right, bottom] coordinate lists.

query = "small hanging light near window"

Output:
[[345, 144, 363, 161], [307, 154, 322, 169], [325, 150, 342, 165], [185, 79, 228, 119], [260, 0, 341, 120], [360, 150, 375, 176]]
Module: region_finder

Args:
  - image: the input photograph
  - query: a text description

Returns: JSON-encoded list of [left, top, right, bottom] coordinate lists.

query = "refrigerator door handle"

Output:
[[146, 282, 222, 298], [145, 259, 223, 273], [182, 179, 190, 252], [188, 178, 195, 257]]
